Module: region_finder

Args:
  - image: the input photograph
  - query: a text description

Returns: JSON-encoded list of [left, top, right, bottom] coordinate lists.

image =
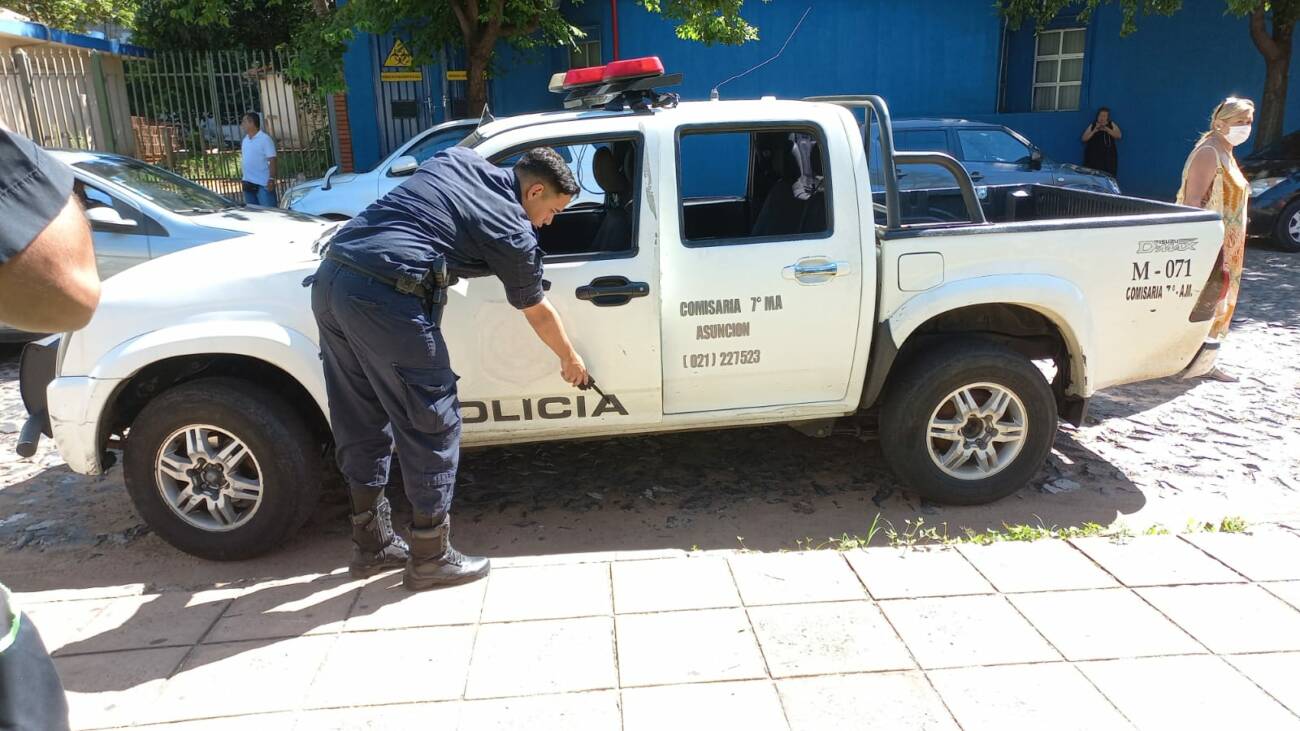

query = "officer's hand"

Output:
[[562, 355, 589, 387]]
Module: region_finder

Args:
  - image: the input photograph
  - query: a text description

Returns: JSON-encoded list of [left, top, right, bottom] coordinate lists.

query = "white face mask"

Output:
[[1225, 124, 1252, 147]]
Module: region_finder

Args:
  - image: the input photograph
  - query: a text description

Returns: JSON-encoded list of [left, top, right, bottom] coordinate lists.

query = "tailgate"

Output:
[[1094, 219, 1225, 387]]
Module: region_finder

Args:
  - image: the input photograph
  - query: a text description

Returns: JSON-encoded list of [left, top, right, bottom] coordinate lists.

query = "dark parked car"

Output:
[[870, 118, 1121, 195], [1243, 130, 1300, 252]]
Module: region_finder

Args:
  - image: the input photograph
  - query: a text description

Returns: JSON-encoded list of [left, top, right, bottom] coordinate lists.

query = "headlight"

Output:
[[1250, 176, 1285, 197], [281, 186, 312, 210]]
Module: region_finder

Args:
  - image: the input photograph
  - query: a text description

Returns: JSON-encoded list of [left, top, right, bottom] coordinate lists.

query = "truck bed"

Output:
[[880, 184, 1202, 228], [874, 182, 1225, 395]]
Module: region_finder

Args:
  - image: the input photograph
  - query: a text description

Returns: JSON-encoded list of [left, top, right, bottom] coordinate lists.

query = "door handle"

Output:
[[575, 276, 650, 307], [968, 171, 985, 182], [783, 257, 852, 285]]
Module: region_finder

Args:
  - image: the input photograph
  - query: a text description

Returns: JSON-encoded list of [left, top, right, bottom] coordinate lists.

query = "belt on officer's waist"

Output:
[[325, 251, 443, 303]]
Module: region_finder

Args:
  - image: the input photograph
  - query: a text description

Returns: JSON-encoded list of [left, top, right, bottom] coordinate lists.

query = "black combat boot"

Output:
[[349, 495, 410, 579], [403, 514, 490, 591]]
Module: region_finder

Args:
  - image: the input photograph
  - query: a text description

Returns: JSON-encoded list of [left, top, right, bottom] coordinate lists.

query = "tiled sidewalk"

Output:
[[18, 529, 1300, 730]]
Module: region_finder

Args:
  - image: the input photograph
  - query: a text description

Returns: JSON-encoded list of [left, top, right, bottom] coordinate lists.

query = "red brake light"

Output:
[[563, 65, 606, 88], [603, 56, 664, 81]]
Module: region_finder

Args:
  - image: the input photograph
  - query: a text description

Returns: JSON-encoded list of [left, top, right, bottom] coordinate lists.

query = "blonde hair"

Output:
[[1197, 97, 1255, 144]]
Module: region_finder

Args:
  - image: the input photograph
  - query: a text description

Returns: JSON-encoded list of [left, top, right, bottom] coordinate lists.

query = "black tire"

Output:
[[1272, 199, 1300, 253], [879, 340, 1057, 505], [123, 377, 322, 560]]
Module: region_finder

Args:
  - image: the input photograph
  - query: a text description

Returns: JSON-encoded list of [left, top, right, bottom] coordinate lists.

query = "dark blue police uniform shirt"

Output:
[[0, 129, 75, 266], [328, 146, 545, 310]]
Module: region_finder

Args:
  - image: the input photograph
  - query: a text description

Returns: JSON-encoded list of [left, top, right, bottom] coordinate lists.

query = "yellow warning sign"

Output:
[[383, 39, 414, 68], [381, 71, 423, 82], [446, 70, 467, 81]]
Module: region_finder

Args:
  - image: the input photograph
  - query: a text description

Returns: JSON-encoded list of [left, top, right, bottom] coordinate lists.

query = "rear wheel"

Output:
[[879, 340, 1057, 505], [123, 378, 321, 560], [1273, 199, 1300, 253]]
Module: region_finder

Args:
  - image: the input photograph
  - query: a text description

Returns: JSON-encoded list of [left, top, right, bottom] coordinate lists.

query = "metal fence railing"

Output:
[[124, 49, 334, 197], [0, 47, 132, 153]]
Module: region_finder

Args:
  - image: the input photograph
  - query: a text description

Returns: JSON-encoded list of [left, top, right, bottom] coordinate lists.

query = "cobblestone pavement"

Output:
[[0, 249, 1297, 574]]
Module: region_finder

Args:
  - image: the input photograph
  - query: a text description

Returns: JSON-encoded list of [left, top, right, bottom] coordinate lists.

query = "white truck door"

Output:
[[660, 117, 864, 414], [441, 121, 663, 442]]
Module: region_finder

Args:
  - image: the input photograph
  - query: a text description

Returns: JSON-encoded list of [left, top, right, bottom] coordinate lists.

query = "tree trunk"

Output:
[[467, 49, 492, 118], [1257, 54, 1290, 151], [1248, 6, 1294, 152]]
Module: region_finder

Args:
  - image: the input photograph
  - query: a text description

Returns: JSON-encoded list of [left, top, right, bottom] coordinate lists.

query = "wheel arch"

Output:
[[93, 328, 330, 459], [865, 277, 1095, 424]]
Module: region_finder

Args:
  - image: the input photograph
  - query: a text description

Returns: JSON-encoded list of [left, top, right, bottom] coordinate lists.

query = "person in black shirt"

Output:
[[311, 146, 588, 591], [0, 128, 99, 332], [0, 127, 95, 731], [1082, 107, 1122, 177]]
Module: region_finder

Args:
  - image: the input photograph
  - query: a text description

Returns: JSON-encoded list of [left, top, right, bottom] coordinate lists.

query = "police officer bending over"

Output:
[[311, 146, 588, 591]]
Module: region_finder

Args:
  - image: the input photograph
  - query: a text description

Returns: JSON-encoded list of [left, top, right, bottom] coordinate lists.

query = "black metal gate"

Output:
[[373, 33, 435, 158], [124, 49, 334, 197]]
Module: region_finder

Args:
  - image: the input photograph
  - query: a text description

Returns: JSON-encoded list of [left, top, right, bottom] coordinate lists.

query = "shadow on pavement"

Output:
[[33, 424, 1146, 693], [1086, 377, 1200, 422], [4, 421, 1148, 696]]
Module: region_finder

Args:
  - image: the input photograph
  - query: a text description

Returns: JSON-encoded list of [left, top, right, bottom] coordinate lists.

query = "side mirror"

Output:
[[1029, 149, 1044, 171], [86, 206, 138, 232], [321, 164, 340, 191], [387, 156, 418, 177]]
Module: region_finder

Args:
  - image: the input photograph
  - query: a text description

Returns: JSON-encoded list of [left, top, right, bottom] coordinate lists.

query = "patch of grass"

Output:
[[962, 518, 1109, 545], [1186, 516, 1250, 534], [775, 512, 1254, 555], [170, 148, 331, 181], [1219, 516, 1249, 533]]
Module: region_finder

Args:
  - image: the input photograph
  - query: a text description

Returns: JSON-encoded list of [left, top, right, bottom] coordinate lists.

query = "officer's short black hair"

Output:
[[243, 112, 261, 129], [515, 148, 579, 196]]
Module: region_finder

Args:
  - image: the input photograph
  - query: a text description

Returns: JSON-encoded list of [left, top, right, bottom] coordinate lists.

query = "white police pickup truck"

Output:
[[17, 59, 1227, 559]]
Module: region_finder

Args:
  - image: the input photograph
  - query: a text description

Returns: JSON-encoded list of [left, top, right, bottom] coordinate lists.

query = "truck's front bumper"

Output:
[[46, 376, 121, 476], [1179, 340, 1221, 380]]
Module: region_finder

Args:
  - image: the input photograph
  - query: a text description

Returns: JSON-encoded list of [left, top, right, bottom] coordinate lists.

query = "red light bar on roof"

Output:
[[603, 56, 663, 81], [548, 66, 602, 92], [564, 65, 606, 87], [548, 56, 666, 93]]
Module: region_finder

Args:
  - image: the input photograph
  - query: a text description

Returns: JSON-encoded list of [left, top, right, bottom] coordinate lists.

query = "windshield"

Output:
[[360, 126, 475, 173], [72, 157, 234, 214]]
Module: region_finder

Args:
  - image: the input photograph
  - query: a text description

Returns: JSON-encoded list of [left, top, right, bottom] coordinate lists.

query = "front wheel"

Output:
[[879, 340, 1057, 505], [1272, 199, 1300, 253], [123, 378, 322, 560]]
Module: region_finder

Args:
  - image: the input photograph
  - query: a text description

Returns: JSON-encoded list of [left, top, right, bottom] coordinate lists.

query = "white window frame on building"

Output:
[[1032, 28, 1085, 112], [569, 30, 602, 69]]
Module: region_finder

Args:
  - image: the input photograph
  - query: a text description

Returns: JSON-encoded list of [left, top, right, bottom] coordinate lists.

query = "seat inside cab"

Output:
[[521, 139, 640, 258], [680, 128, 829, 243]]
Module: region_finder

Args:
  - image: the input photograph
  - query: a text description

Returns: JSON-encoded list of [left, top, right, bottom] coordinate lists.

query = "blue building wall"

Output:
[[342, 29, 381, 171], [987, 1, 1300, 199], [342, 0, 1300, 199]]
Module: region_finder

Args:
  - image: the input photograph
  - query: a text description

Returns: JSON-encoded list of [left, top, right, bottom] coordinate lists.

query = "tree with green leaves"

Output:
[[168, 0, 759, 117], [131, 0, 313, 52], [7, 0, 138, 31], [998, 0, 1297, 151]]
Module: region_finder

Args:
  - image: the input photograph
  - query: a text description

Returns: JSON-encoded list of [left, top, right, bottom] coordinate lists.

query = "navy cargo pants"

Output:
[[310, 258, 460, 518]]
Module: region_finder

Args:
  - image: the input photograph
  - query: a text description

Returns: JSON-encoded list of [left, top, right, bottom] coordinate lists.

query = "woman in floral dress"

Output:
[[1176, 97, 1254, 382]]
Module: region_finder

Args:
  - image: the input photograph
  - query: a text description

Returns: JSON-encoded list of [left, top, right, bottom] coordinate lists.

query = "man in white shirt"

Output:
[[240, 112, 278, 206]]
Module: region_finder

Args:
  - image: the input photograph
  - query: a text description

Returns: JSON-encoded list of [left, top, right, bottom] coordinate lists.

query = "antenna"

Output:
[[710, 7, 812, 101]]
